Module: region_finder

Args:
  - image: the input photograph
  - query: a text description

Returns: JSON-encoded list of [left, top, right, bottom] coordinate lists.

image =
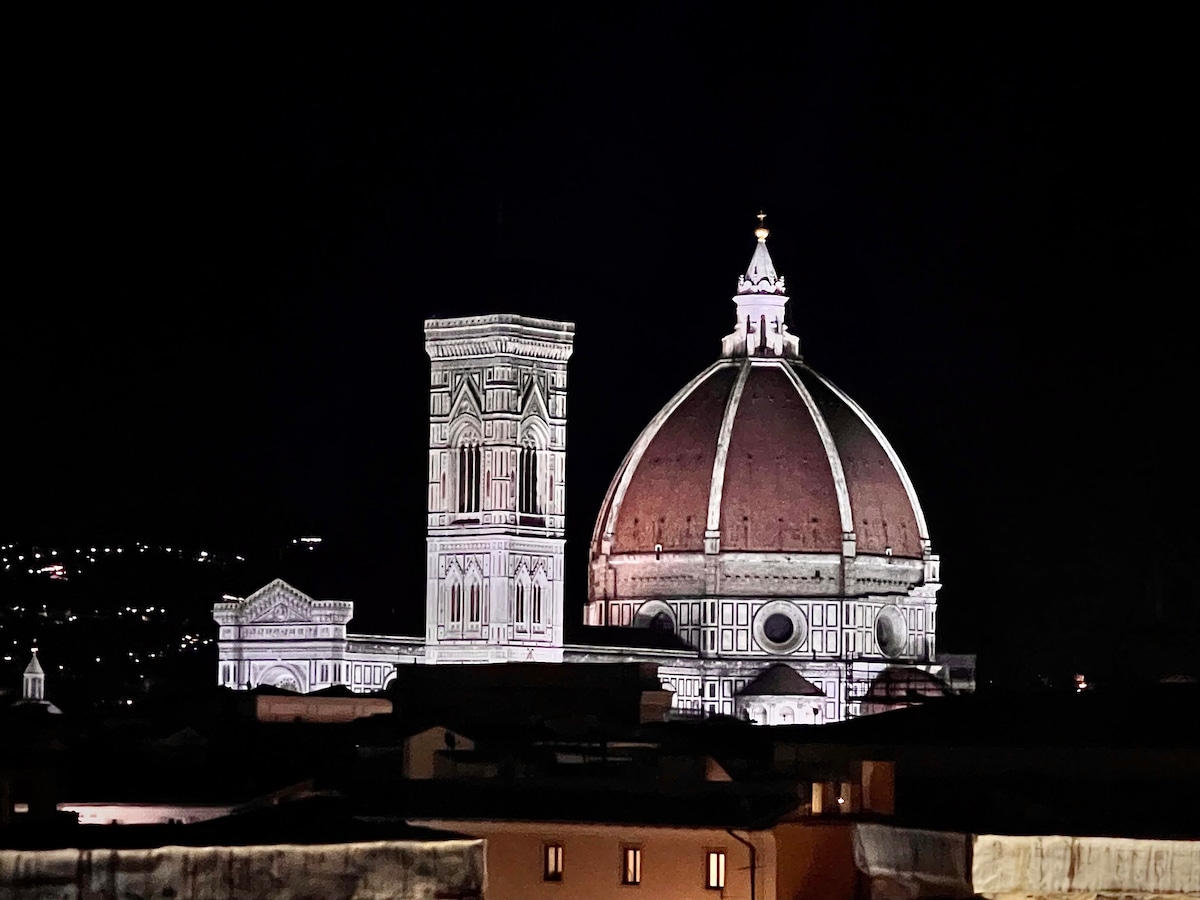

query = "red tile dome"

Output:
[[588, 226, 934, 609], [594, 358, 927, 560]]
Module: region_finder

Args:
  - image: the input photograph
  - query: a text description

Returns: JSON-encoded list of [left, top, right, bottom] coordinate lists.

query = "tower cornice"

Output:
[[426, 335, 575, 362], [425, 315, 576, 362]]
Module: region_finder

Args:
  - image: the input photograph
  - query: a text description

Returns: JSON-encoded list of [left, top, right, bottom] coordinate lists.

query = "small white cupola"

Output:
[[721, 214, 801, 359], [23, 648, 45, 701]]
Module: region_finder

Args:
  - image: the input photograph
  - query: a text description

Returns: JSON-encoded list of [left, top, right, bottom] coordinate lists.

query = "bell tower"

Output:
[[425, 314, 575, 663]]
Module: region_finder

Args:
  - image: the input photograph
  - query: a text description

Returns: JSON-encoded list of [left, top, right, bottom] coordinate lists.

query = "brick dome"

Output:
[[595, 357, 927, 559], [588, 224, 935, 609]]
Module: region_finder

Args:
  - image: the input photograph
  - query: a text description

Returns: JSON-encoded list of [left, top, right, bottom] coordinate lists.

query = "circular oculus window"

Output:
[[753, 601, 808, 654], [874, 605, 909, 659]]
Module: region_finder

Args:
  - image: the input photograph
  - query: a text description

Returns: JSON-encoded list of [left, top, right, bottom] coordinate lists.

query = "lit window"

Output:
[[544, 843, 564, 881], [706, 851, 726, 890], [622, 847, 642, 885]]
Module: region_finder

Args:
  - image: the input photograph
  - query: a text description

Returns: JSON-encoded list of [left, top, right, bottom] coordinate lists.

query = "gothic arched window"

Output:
[[532, 582, 543, 625], [515, 582, 526, 631], [450, 583, 463, 624], [457, 441, 481, 513], [518, 443, 539, 515], [469, 583, 481, 623]]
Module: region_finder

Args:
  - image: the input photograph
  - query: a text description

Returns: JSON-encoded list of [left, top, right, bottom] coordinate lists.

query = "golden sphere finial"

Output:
[[755, 210, 769, 241]]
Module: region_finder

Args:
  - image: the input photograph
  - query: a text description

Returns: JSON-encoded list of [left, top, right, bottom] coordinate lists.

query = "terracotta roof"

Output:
[[597, 358, 926, 559], [613, 366, 734, 552], [736, 664, 825, 697]]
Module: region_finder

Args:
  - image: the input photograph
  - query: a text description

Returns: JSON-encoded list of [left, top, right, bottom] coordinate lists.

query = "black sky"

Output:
[[6, 5, 1198, 682]]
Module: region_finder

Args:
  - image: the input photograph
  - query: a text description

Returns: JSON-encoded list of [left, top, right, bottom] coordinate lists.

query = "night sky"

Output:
[[7, 6, 1197, 684]]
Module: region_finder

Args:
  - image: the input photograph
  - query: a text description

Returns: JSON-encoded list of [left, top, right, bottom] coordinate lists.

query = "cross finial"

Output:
[[754, 210, 770, 242]]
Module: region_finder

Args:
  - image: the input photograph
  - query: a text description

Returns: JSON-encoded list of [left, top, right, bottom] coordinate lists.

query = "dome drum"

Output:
[[590, 550, 925, 606], [609, 595, 931, 665]]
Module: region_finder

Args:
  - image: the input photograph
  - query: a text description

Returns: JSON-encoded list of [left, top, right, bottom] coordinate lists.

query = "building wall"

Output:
[[403, 727, 476, 780], [591, 593, 936, 670], [0, 839, 486, 900], [250, 694, 392, 724], [410, 819, 777, 900], [774, 821, 859, 900], [971, 834, 1200, 897]]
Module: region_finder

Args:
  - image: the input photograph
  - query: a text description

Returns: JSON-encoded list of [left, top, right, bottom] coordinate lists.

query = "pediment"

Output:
[[519, 380, 551, 446], [449, 377, 485, 423], [520, 377, 548, 418], [242, 578, 317, 624]]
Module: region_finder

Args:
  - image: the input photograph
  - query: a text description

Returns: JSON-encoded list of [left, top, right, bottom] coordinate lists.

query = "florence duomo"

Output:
[[214, 219, 955, 723], [9, 7, 1200, 896]]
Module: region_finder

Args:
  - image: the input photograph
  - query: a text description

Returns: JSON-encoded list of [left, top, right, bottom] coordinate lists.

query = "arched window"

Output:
[[469, 583, 481, 623], [532, 582, 542, 625], [458, 442, 481, 513], [515, 582, 526, 630], [450, 583, 463, 624], [518, 443, 539, 514]]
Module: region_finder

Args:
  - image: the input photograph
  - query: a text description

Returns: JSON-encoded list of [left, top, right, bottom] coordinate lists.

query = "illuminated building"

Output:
[[22, 650, 45, 703], [215, 224, 952, 720]]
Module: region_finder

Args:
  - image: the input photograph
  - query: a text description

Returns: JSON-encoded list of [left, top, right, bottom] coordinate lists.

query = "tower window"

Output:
[[458, 443, 481, 513], [519, 444, 540, 514], [515, 582, 526, 630], [621, 847, 642, 885], [450, 584, 463, 624], [532, 582, 542, 624], [469, 583, 481, 623], [544, 843, 564, 881]]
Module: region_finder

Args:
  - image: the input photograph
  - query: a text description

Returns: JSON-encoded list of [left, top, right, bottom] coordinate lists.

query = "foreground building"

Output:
[[0, 799, 485, 900], [215, 222, 951, 721]]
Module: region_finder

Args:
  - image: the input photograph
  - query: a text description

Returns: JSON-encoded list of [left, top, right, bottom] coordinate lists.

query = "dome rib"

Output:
[[779, 362, 856, 540], [718, 362, 844, 553], [595, 361, 736, 552], [809, 369, 930, 547], [704, 360, 752, 536]]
